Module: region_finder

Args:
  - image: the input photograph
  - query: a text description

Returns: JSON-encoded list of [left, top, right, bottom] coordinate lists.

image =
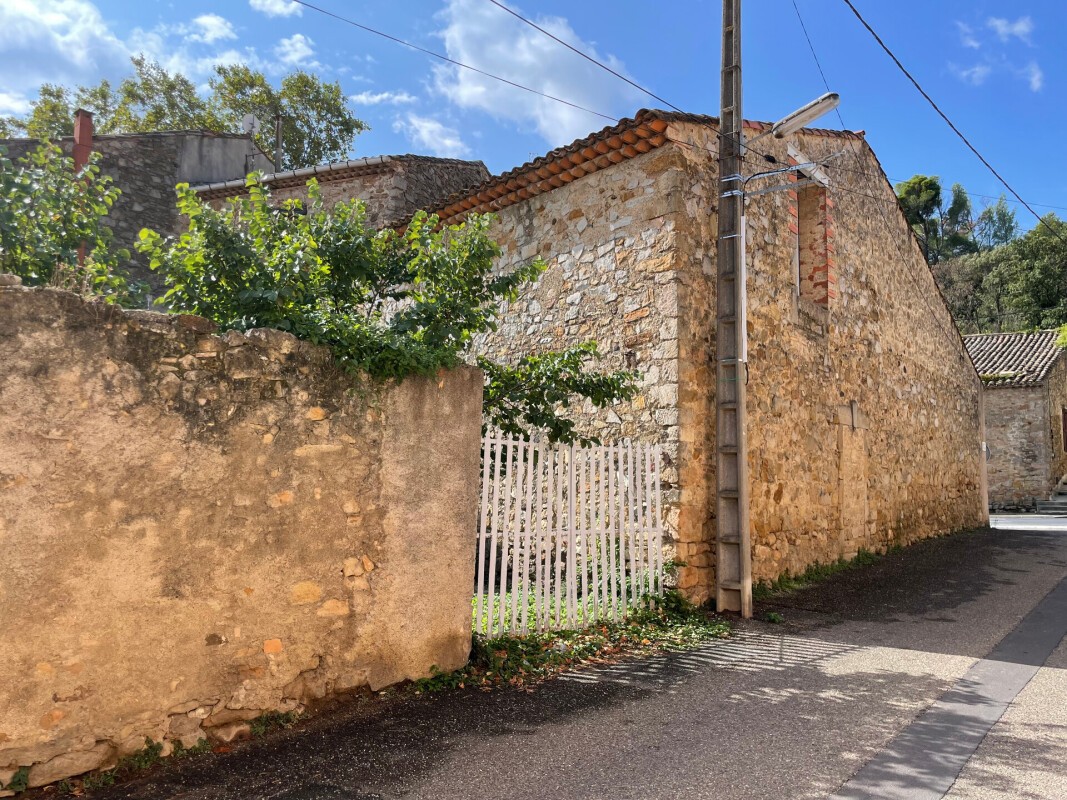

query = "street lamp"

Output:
[[748, 92, 841, 144]]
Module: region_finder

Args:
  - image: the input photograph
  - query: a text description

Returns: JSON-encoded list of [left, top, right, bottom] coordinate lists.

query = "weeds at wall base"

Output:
[[409, 590, 731, 693], [751, 547, 896, 602]]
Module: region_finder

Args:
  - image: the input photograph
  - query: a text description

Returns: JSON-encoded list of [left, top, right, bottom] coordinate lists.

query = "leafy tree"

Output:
[[974, 196, 1019, 251], [896, 175, 977, 264], [4, 57, 366, 170], [0, 143, 130, 300], [136, 177, 636, 441], [1005, 215, 1067, 329], [210, 66, 367, 170]]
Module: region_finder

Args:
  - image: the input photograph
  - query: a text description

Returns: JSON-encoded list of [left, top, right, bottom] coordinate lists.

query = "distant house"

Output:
[[193, 153, 491, 232], [1, 109, 274, 296], [965, 330, 1067, 511]]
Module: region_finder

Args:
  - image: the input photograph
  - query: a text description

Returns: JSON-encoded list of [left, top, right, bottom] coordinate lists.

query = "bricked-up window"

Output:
[[788, 154, 836, 307], [797, 183, 830, 304]]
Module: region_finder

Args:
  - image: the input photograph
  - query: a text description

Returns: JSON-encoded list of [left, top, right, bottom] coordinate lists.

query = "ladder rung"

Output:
[[719, 490, 739, 499], [718, 536, 740, 545], [720, 580, 742, 591]]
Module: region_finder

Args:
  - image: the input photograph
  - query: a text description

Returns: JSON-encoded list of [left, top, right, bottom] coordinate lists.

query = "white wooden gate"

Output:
[[475, 431, 665, 636]]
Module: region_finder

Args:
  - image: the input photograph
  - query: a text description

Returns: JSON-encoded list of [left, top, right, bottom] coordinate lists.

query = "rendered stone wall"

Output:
[[0, 280, 482, 789], [984, 385, 1053, 509], [2, 133, 262, 296]]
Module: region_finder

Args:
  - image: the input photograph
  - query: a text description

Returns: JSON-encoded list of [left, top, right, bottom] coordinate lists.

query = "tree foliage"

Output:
[[3, 57, 366, 170], [0, 143, 130, 299], [896, 174, 981, 264], [479, 343, 638, 445], [136, 178, 637, 441]]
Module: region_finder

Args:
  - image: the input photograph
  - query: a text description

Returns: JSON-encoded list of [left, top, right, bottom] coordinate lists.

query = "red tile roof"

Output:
[[421, 109, 865, 227]]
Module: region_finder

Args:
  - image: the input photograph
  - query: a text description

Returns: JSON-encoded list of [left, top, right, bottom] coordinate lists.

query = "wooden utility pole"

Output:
[[715, 0, 752, 617]]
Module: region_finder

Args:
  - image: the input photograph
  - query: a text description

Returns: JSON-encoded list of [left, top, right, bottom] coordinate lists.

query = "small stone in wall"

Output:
[[306, 406, 328, 421], [289, 582, 322, 605], [267, 490, 295, 508], [317, 599, 350, 617], [343, 558, 364, 578], [263, 639, 284, 655], [361, 555, 375, 573]]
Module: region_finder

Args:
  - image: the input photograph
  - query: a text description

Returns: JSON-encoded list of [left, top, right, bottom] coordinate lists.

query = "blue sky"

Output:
[[1, 0, 1065, 229]]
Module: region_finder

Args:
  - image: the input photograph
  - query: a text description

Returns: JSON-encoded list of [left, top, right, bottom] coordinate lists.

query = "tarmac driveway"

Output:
[[95, 520, 1067, 800]]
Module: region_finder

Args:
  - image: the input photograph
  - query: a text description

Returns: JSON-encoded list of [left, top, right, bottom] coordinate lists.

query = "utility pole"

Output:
[[715, 0, 753, 617]]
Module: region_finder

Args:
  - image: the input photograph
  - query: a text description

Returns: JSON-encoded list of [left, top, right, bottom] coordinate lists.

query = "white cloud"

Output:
[[249, 0, 302, 18], [987, 16, 1033, 44], [433, 0, 641, 145], [187, 14, 236, 45], [1023, 61, 1044, 91], [949, 62, 992, 86], [393, 113, 470, 158], [955, 22, 980, 50], [351, 90, 417, 106], [274, 33, 317, 67], [0, 90, 32, 116], [0, 0, 132, 93]]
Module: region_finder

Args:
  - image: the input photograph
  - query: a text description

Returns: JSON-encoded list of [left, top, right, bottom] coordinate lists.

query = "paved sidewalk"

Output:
[[95, 523, 1067, 800]]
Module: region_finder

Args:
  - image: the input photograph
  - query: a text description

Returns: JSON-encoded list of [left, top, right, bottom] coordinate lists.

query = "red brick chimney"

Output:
[[72, 108, 93, 172]]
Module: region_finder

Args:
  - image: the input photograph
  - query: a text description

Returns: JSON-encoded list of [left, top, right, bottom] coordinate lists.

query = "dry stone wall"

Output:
[[0, 279, 482, 789]]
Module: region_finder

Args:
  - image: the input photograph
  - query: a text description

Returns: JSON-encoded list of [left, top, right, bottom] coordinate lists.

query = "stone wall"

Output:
[[1046, 356, 1067, 491], [984, 385, 1051, 509], [461, 117, 985, 601], [2, 132, 264, 296], [0, 279, 482, 789], [731, 127, 987, 580], [206, 156, 490, 231], [469, 145, 691, 565]]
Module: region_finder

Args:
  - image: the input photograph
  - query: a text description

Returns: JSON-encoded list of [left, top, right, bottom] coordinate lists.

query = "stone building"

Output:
[[193, 153, 490, 232], [965, 330, 1067, 510], [192, 108, 987, 602], [1, 110, 274, 295], [418, 110, 986, 601]]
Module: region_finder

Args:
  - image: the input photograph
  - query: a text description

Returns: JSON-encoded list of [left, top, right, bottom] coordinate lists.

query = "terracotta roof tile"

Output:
[[421, 109, 865, 227], [964, 330, 1064, 387]]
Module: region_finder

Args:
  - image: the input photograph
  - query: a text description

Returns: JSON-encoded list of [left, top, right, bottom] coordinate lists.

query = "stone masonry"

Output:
[[0, 278, 483, 789], [194, 154, 490, 231], [2, 130, 271, 296], [966, 330, 1067, 509], [417, 109, 987, 602]]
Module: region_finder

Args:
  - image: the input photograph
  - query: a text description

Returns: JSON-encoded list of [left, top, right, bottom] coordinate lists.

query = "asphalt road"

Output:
[[93, 521, 1067, 800]]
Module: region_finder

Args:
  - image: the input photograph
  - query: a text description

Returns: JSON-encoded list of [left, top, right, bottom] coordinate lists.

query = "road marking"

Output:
[[831, 576, 1067, 800]]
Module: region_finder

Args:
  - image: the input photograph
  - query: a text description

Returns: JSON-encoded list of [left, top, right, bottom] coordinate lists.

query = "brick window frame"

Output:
[[787, 146, 836, 308]]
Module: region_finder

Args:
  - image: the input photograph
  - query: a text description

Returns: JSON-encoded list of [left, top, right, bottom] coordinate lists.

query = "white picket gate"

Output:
[[474, 431, 665, 636]]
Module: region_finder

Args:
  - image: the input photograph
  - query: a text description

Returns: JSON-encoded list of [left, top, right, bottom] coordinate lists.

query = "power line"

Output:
[[289, 0, 616, 124], [483, 0, 684, 113], [839, 0, 1067, 247], [791, 0, 969, 357]]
